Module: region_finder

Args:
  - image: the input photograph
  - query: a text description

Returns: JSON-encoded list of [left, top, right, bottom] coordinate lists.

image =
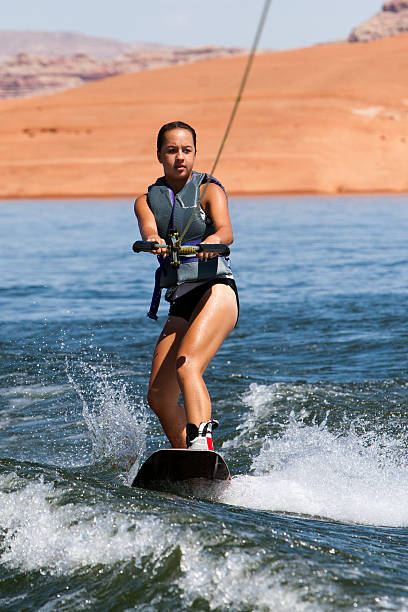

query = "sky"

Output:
[[2, 0, 383, 49]]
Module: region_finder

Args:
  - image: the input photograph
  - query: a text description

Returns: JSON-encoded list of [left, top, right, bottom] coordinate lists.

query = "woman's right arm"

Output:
[[134, 195, 167, 255]]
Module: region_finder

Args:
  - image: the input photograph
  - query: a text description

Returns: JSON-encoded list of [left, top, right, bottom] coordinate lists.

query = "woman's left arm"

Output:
[[200, 183, 234, 249]]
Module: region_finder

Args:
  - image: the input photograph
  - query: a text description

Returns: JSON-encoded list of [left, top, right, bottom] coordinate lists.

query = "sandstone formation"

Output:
[[1, 33, 408, 197], [0, 46, 245, 99], [0, 30, 171, 61], [349, 1, 408, 42], [383, 1, 408, 10]]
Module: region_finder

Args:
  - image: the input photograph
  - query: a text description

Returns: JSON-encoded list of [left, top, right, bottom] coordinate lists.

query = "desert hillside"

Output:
[[1, 33, 408, 197]]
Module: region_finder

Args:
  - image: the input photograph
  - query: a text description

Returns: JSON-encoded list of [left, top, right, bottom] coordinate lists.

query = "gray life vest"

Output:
[[147, 171, 233, 289]]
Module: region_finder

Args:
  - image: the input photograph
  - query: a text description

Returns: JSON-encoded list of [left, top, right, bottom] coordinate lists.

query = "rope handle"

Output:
[[132, 241, 230, 256]]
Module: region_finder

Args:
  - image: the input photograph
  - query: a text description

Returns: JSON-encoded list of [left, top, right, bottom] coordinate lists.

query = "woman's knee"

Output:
[[147, 385, 163, 415], [175, 354, 201, 385], [148, 381, 182, 416]]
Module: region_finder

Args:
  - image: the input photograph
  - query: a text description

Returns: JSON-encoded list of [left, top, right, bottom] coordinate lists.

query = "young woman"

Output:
[[134, 121, 238, 451]]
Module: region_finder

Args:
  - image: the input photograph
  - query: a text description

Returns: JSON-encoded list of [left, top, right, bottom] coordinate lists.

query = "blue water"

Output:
[[1, 195, 408, 611]]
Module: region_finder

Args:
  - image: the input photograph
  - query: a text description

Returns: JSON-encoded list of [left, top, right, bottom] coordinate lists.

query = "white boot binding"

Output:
[[186, 419, 219, 451]]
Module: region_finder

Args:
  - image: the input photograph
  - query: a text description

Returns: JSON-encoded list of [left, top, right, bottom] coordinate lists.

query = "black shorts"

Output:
[[168, 278, 239, 323]]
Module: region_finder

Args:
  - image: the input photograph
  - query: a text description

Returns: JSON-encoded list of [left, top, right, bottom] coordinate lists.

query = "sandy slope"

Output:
[[1, 34, 408, 198]]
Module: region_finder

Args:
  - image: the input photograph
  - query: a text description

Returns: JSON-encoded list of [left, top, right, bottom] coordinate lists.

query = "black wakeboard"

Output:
[[131, 449, 230, 495]]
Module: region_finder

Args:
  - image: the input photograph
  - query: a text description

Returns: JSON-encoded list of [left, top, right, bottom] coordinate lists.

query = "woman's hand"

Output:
[[197, 235, 221, 260], [146, 235, 168, 257]]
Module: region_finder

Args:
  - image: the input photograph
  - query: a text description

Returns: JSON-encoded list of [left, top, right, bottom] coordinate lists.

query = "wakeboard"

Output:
[[131, 449, 230, 496]]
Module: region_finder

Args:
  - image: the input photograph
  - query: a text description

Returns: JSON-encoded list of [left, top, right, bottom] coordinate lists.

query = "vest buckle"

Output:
[[168, 230, 181, 268]]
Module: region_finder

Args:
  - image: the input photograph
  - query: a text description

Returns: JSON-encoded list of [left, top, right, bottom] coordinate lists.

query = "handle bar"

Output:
[[132, 241, 230, 256]]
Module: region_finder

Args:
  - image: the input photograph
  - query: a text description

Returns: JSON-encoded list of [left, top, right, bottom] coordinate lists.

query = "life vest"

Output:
[[148, 171, 216, 243], [146, 171, 233, 319]]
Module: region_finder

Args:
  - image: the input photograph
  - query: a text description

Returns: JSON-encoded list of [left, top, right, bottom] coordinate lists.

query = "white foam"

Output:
[[66, 359, 148, 473], [222, 384, 408, 527], [179, 545, 311, 611], [0, 476, 173, 573], [0, 475, 311, 611], [222, 382, 286, 450]]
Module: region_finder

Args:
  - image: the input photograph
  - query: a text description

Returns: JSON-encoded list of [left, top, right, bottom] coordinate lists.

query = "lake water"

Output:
[[1, 195, 408, 611]]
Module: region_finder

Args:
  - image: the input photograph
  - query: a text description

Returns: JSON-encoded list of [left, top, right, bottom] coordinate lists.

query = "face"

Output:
[[157, 128, 196, 182]]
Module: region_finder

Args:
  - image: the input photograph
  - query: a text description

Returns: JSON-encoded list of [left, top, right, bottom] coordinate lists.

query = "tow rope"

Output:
[[177, 0, 272, 246]]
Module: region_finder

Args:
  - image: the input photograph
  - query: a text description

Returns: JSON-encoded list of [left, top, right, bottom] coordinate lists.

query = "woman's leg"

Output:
[[148, 315, 189, 448], [176, 284, 238, 426]]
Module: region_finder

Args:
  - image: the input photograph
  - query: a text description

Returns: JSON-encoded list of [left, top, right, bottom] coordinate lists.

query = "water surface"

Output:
[[1, 195, 408, 611]]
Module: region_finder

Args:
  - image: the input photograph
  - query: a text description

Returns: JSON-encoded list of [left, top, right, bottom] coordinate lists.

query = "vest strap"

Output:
[[147, 266, 162, 320]]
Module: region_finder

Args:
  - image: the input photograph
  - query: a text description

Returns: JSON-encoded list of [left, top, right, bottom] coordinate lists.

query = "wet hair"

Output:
[[157, 121, 197, 152]]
